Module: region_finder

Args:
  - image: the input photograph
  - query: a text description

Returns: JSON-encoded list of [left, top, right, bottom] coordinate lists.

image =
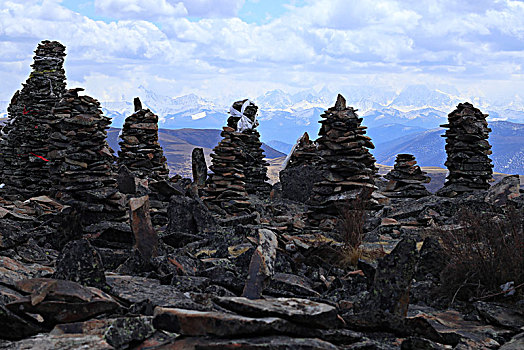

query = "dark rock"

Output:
[[401, 336, 445, 349], [192, 147, 207, 187], [104, 316, 155, 349], [383, 154, 431, 199], [242, 229, 278, 299], [166, 335, 338, 349], [7, 278, 119, 325], [485, 175, 520, 206], [117, 165, 137, 194], [53, 239, 106, 289], [356, 238, 418, 318], [215, 297, 339, 329], [165, 195, 216, 236], [133, 97, 142, 112], [414, 236, 445, 282], [0, 304, 46, 340], [129, 196, 158, 261], [280, 164, 323, 203], [500, 332, 524, 350], [474, 301, 524, 331]]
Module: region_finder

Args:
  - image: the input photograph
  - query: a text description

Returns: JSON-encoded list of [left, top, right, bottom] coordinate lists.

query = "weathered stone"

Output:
[[53, 239, 106, 289], [7, 278, 119, 324], [129, 196, 158, 261], [192, 147, 207, 187], [215, 297, 338, 329], [383, 154, 431, 199], [163, 336, 338, 349], [153, 307, 309, 337], [414, 236, 445, 282], [242, 229, 278, 299], [280, 164, 323, 203], [104, 316, 155, 349], [165, 195, 216, 237], [485, 175, 520, 206], [474, 301, 524, 331], [117, 165, 137, 194], [500, 332, 524, 350], [356, 238, 418, 318]]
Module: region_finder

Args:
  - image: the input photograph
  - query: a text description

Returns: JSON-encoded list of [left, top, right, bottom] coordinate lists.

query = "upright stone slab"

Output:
[[0, 41, 67, 199], [308, 94, 377, 228], [437, 102, 493, 197], [383, 154, 431, 198], [117, 97, 169, 181], [192, 147, 207, 187], [48, 88, 125, 224]]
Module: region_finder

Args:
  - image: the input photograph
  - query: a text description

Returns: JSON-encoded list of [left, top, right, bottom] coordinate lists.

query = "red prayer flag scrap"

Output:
[[30, 153, 49, 162]]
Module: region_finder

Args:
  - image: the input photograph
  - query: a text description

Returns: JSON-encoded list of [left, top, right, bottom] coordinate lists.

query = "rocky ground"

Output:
[[0, 173, 522, 349]]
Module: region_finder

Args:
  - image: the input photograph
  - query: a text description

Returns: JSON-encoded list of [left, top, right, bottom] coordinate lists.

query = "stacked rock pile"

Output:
[[203, 126, 253, 216], [383, 154, 431, 198], [437, 102, 493, 197], [0, 40, 67, 199], [228, 100, 271, 195], [117, 97, 169, 181], [48, 88, 126, 224], [283, 132, 320, 168], [308, 95, 378, 227]]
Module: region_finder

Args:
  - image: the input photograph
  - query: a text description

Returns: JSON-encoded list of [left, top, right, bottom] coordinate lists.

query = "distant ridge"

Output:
[[107, 127, 285, 178]]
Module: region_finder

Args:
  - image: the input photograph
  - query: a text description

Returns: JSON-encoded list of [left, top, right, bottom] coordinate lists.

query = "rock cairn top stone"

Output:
[[308, 94, 377, 228], [117, 97, 169, 181], [383, 154, 431, 198], [437, 102, 493, 197], [0, 40, 67, 199], [48, 88, 125, 225]]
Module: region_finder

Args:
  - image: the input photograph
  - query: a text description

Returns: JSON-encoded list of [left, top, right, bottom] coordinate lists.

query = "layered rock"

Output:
[[438, 102, 493, 197], [203, 126, 253, 216], [48, 88, 125, 224], [204, 99, 270, 216], [117, 97, 169, 181], [280, 132, 322, 203], [0, 40, 67, 199], [228, 100, 271, 196], [308, 95, 378, 226], [383, 154, 431, 198]]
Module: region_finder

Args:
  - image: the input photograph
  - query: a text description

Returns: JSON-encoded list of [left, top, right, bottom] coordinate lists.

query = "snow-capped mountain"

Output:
[[97, 84, 524, 146]]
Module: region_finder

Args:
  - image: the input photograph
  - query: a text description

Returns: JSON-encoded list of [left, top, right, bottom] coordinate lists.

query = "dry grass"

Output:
[[438, 206, 524, 302]]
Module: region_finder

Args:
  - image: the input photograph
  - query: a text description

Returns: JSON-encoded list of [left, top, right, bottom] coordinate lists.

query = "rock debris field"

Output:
[[0, 41, 522, 350]]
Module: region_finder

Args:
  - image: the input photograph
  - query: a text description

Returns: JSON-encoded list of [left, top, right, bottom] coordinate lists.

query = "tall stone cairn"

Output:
[[203, 127, 252, 216], [0, 40, 67, 199], [48, 88, 125, 224], [308, 94, 377, 226], [383, 154, 431, 198], [228, 100, 271, 195], [117, 97, 169, 181], [437, 102, 493, 197]]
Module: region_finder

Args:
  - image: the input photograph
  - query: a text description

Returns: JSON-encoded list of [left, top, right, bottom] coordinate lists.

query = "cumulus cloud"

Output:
[[94, 0, 244, 20], [1, 0, 524, 101]]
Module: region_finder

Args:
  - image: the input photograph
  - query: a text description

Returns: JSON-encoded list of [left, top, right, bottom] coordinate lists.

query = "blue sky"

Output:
[[1, 0, 524, 104]]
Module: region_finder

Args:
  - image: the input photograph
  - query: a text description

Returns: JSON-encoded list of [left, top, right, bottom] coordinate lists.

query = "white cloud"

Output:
[[94, 0, 244, 20]]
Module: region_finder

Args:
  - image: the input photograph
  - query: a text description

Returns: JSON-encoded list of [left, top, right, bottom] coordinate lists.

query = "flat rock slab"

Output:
[[7, 278, 119, 324], [161, 335, 338, 349], [153, 307, 310, 338], [474, 301, 524, 331], [105, 274, 206, 310], [215, 297, 338, 329], [0, 333, 111, 350], [0, 257, 54, 287]]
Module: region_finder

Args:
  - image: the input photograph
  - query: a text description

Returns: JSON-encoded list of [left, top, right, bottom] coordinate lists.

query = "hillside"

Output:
[[107, 127, 285, 178], [373, 121, 524, 175]]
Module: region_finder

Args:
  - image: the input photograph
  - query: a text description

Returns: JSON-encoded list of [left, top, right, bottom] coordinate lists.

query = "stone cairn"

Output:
[[117, 97, 169, 181], [383, 154, 431, 198], [204, 99, 271, 216], [308, 94, 378, 227], [228, 100, 271, 196], [283, 132, 320, 168], [48, 88, 126, 224], [0, 40, 67, 199], [437, 102, 493, 197]]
